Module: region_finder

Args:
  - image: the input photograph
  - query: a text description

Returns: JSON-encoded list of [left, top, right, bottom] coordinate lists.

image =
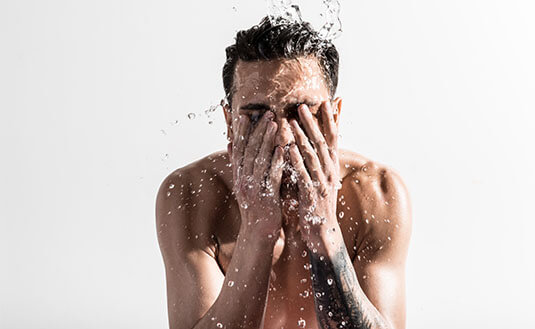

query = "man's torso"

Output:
[[172, 148, 391, 328]]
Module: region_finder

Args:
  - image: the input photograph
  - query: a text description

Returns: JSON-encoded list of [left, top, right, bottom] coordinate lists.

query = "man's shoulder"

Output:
[[157, 150, 232, 196], [338, 148, 412, 255], [156, 150, 232, 257], [339, 148, 392, 180]]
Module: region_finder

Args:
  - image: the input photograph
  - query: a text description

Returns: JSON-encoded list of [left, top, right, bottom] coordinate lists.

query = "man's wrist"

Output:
[[238, 222, 280, 246], [305, 219, 345, 258]]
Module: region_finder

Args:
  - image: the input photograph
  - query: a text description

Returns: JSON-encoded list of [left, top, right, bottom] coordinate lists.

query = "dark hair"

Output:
[[222, 16, 339, 108]]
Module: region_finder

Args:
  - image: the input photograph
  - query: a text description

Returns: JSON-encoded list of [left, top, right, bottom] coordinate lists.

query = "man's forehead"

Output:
[[232, 57, 328, 105]]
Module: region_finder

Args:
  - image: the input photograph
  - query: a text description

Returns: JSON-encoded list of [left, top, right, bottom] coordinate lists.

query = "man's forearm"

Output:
[[308, 232, 390, 329], [193, 229, 276, 329]]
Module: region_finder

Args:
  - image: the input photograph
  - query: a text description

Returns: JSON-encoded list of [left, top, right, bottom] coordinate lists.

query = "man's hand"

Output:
[[230, 111, 285, 241], [288, 100, 342, 248]]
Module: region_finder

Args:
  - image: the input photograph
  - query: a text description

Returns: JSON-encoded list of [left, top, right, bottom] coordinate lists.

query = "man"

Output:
[[156, 16, 412, 329]]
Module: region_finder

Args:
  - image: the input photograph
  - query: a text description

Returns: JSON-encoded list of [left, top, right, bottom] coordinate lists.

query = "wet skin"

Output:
[[156, 57, 412, 329]]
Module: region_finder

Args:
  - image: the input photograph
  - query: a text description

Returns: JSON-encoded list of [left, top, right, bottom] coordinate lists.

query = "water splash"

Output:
[[267, 0, 303, 24], [266, 0, 342, 41], [318, 0, 342, 41]]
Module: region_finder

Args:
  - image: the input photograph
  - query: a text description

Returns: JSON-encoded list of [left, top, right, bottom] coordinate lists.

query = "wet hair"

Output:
[[222, 16, 339, 108]]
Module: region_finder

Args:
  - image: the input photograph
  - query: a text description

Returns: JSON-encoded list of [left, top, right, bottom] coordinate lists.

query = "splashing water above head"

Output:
[[318, 0, 342, 41], [267, 0, 303, 24], [266, 0, 342, 42]]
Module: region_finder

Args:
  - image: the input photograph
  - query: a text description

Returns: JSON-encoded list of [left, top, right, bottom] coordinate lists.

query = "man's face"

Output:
[[224, 56, 341, 188]]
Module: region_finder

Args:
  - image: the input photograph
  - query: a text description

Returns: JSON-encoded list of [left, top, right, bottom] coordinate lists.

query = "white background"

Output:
[[1, 0, 534, 328]]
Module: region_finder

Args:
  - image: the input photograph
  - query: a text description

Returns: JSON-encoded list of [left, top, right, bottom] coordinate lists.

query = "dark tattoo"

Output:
[[309, 245, 384, 329]]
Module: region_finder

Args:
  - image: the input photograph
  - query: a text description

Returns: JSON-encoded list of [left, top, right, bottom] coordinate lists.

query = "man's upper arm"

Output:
[[351, 166, 412, 329], [156, 171, 225, 329]]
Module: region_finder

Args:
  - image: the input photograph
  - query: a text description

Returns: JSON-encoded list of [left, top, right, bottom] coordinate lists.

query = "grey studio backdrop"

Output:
[[1, 0, 534, 328]]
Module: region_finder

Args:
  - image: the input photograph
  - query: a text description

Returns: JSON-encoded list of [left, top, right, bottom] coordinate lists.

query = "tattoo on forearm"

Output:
[[309, 245, 383, 329]]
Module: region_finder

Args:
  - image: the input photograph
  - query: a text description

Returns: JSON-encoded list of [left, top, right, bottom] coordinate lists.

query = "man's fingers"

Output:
[[289, 119, 324, 182], [232, 115, 250, 178], [253, 121, 278, 178], [243, 111, 274, 175], [268, 145, 284, 193], [321, 101, 338, 151], [289, 144, 312, 192], [297, 104, 336, 176]]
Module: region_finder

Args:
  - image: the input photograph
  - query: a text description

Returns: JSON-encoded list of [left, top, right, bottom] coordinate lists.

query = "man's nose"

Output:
[[275, 117, 295, 147]]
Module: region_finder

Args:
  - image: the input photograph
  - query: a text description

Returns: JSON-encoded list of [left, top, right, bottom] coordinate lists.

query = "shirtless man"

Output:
[[156, 17, 412, 329]]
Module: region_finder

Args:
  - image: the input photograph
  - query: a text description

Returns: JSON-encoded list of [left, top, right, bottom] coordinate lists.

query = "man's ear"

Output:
[[332, 97, 342, 127], [222, 103, 233, 142]]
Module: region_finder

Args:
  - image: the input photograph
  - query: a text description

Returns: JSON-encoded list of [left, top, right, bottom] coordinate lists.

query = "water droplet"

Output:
[[298, 318, 306, 328], [301, 250, 307, 257], [338, 211, 344, 218], [344, 164, 350, 168], [300, 290, 309, 298], [228, 281, 234, 287], [168, 184, 175, 189], [327, 278, 333, 285], [300, 278, 307, 284], [160, 129, 167, 135], [241, 202, 248, 209], [354, 179, 359, 184], [187, 113, 196, 119], [216, 323, 223, 328]]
